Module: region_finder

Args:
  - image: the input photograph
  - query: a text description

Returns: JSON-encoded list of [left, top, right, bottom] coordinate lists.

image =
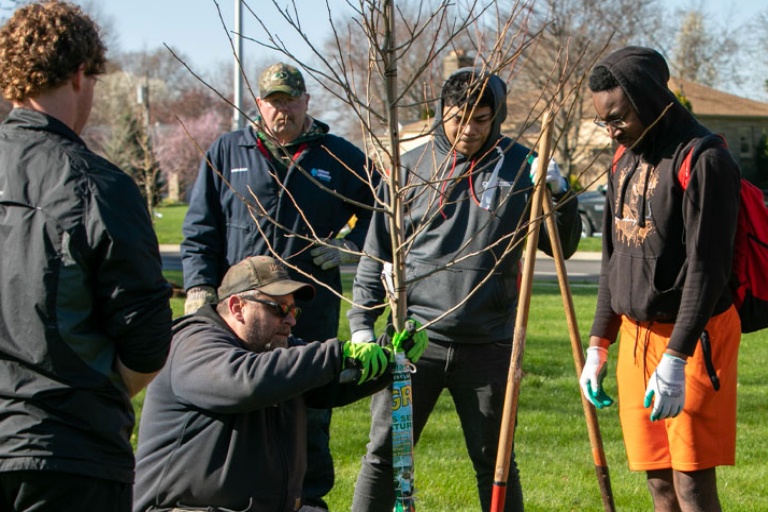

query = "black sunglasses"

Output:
[[241, 296, 301, 319]]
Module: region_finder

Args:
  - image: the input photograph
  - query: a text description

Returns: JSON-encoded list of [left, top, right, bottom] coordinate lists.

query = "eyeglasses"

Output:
[[593, 108, 631, 129], [240, 295, 301, 319]]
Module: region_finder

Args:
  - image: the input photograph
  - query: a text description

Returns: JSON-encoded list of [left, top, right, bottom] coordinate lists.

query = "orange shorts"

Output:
[[616, 306, 740, 472]]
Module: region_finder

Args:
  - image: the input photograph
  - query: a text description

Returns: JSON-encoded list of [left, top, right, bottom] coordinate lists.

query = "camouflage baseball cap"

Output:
[[258, 62, 306, 98], [218, 256, 314, 301]]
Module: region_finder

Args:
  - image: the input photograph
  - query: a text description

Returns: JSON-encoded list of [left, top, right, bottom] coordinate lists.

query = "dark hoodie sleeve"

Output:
[[347, 182, 391, 336], [170, 325, 345, 412], [667, 148, 740, 355], [536, 186, 582, 259], [338, 143, 380, 252]]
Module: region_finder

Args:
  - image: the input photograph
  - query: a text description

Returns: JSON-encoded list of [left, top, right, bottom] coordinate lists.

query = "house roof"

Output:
[[669, 77, 768, 118], [396, 76, 768, 146]]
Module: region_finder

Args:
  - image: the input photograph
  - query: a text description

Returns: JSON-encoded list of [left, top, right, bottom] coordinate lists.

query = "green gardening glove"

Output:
[[579, 346, 614, 409], [392, 318, 428, 363], [342, 340, 390, 384]]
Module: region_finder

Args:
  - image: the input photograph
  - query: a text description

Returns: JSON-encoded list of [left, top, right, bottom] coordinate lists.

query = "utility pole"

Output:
[[137, 76, 156, 213], [233, 0, 244, 131]]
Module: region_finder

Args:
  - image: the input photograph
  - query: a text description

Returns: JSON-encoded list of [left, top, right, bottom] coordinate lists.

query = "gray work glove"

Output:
[[310, 238, 360, 270], [530, 156, 567, 194], [644, 354, 687, 421], [184, 285, 217, 315]]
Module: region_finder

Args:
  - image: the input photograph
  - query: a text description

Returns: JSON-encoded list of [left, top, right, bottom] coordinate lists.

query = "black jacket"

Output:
[[0, 108, 172, 483], [133, 306, 389, 512]]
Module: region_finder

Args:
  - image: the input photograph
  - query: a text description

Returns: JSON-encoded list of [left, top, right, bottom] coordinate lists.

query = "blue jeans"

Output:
[[351, 339, 524, 512]]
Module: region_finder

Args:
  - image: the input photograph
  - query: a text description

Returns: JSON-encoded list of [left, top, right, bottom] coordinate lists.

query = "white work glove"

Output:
[[310, 238, 360, 270], [530, 156, 567, 194], [184, 285, 217, 315], [579, 346, 614, 409], [644, 354, 687, 421]]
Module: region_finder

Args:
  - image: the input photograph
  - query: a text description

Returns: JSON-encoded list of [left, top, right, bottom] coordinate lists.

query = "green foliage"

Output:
[[568, 174, 583, 192], [674, 89, 693, 113], [419, 106, 435, 120]]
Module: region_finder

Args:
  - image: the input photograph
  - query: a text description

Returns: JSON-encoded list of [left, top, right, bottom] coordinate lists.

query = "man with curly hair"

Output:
[[0, 2, 172, 511]]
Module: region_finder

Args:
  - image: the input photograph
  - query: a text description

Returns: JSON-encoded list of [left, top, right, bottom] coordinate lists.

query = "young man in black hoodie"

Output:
[[348, 68, 582, 511], [580, 47, 741, 511]]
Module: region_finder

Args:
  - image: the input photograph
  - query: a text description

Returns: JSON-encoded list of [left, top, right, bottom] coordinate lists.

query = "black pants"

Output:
[[0, 470, 130, 512]]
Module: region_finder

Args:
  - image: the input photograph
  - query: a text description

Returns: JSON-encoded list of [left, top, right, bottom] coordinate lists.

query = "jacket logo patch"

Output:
[[231, 167, 248, 173], [482, 179, 512, 188], [311, 168, 332, 182]]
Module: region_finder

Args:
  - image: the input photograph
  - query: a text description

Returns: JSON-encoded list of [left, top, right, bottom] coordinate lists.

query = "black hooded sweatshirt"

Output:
[[589, 47, 741, 356]]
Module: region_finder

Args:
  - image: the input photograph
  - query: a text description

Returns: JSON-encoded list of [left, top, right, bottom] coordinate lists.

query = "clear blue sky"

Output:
[[78, 0, 765, 70], [77, 0, 341, 73]]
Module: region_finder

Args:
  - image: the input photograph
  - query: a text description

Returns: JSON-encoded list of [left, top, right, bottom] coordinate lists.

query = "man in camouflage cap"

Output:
[[259, 62, 306, 98], [181, 61, 378, 509]]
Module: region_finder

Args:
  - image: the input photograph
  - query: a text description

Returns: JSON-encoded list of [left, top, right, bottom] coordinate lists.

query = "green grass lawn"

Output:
[[152, 204, 188, 244], [144, 273, 768, 510], [151, 203, 605, 253]]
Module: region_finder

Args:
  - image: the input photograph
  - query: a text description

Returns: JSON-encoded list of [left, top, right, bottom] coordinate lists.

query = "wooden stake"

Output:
[[541, 194, 616, 512], [490, 110, 553, 512]]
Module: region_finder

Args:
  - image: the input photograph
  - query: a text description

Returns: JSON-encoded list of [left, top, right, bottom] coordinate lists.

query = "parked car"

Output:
[[577, 186, 606, 238]]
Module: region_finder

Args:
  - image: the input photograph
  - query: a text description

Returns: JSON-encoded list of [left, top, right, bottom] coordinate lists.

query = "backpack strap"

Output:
[[611, 144, 627, 174], [676, 134, 727, 190]]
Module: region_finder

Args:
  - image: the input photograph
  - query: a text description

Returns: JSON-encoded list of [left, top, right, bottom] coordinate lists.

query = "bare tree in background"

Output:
[[747, 6, 768, 98], [237, 0, 571, 310], [670, 9, 739, 88], [308, 1, 459, 143], [493, 0, 663, 189], [154, 109, 229, 202]]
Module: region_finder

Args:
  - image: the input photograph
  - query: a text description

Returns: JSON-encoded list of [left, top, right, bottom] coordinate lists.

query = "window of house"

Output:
[[739, 127, 752, 156]]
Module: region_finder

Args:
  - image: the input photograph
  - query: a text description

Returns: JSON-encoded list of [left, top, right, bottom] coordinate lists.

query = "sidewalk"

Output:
[[533, 250, 601, 261]]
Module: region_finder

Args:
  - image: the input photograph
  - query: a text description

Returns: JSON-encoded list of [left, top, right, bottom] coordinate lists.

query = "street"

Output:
[[160, 247, 601, 284]]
